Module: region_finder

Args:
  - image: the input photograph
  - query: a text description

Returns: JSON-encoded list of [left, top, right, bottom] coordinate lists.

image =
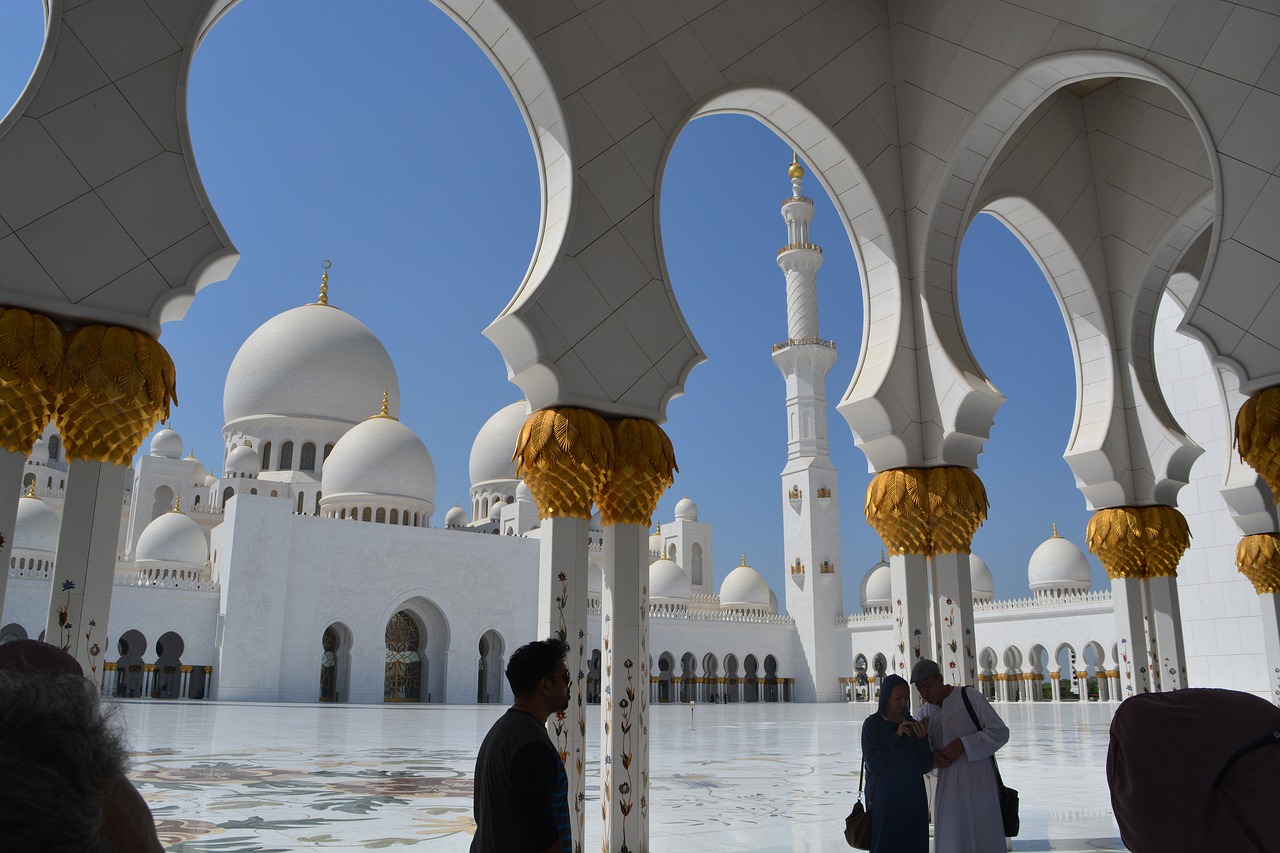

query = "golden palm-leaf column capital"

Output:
[[1235, 386, 1280, 503], [56, 326, 177, 466], [1236, 533, 1280, 594], [0, 307, 65, 453], [1085, 505, 1191, 579], [513, 407, 613, 520], [598, 418, 677, 527], [864, 467, 989, 557]]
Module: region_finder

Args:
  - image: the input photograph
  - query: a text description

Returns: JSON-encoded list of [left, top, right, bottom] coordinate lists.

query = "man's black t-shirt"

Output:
[[471, 708, 568, 853]]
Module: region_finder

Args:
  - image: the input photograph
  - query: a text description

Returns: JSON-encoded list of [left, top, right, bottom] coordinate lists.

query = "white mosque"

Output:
[[3, 161, 1261, 708]]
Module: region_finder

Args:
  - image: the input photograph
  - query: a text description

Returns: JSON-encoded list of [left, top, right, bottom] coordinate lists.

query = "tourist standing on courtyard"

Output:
[[860, 673, 933, 852], [471, 638, 572, 853], [912, 659, 1008, 853]]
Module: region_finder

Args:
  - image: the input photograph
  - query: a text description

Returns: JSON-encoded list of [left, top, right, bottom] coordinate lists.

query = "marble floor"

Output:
[[119, 700, 1128, 852]]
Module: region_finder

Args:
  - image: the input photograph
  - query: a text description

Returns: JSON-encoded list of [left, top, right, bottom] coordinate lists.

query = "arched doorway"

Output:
[[0, 623, 27, 644], [656, 652, 674, 703], [477, 630, 505, 704], [744, 654, 760, 702], [384, 610, 423, 702], [763, 655, 779, 702], [154, 631, 184, 698], [151, 484, 175, 522], [319, 624, 353, 702], [115, 630, 146, 697], [724, 654, 740, 703], [679, 652, 696, 703], [701, 652, 719, 703], [587, 649, 601, 704]]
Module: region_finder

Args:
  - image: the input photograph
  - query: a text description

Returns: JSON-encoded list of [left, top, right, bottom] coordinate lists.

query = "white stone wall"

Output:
[[1154, 294, 1270, 696]]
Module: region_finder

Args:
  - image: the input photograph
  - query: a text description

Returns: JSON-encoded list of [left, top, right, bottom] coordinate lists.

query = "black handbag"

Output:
[[959, 686, 1020, 838], [844, 754, 872, 849]]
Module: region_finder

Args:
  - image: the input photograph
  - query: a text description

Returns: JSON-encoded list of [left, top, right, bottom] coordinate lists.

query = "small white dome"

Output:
[[321, 411, 436, 510], [1028, 526, 1091, 592], [516, 481, 535, 503], [225, 442, 260, 476], [650, 558, 691, 604], [185, 454, 207, 482], [14, 492, 60, 553], [204, 473, 218, 488], [135, 509, 208, 567], [862, 557, 891, 610], [150, 427, 183, 459], [445, 506, 468, 528], [674, 496, 698, 521], [470, 401, 529, 488], [224, 302, 400, 429], [720, 557, 772, 610], [970, 554, 994, 601], [27, 438, 48, 464]]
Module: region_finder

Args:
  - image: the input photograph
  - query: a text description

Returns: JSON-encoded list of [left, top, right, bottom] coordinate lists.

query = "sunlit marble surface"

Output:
[[118, 700, 1128, 852]]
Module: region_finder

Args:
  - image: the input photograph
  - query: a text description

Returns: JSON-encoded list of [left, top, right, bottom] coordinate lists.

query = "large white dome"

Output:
[[970, 554, 994, 601], [14, 493, 60, 553], [150, 427, 182, 458], [674, 497, 698, 520], [1028, 527, 1092, 593], [720, 557, 772, 610], [861, 557, 891, 610], [223, 303, 400, 428], [135, 510, 208, 567], [322, 411, 436, 509], [650, 558, 691, 604], [470, 401, 529, 487]]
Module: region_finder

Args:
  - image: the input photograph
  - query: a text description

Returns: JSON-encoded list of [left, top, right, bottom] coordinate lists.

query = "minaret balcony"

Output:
[[790, 560, 806, 575], [816, 487, 832, 498], [777, 242, 822, 256], [820, 561, 835, 574], [772, 337, 836, 353], [781, 195, 813, 206]]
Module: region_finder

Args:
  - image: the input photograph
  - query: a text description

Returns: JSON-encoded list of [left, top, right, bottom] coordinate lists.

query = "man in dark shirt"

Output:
[[472, 637, 572, 853]]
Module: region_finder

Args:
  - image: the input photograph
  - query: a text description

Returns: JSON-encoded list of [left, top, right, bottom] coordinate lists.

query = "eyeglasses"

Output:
[[552, 671, 572, 684]]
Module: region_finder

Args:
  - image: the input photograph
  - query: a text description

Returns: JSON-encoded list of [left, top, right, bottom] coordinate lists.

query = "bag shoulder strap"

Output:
[[957, 685, 1004, 782]]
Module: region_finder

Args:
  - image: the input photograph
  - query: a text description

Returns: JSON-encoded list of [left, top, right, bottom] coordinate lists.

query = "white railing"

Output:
[[117, 573, 219, 593], [840, 589, 1113, 625]]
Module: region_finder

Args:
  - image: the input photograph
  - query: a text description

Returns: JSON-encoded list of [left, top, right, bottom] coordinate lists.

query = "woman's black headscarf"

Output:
[[877, 673, 908, 715]]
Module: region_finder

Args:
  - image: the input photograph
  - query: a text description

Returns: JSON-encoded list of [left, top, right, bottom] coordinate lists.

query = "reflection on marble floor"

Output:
[[119, 700, 1129, 852]]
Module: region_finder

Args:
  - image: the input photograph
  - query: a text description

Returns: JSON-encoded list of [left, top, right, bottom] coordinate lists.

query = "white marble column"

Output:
[[1145, 575, 1187, 690], [1049, 672, 1062, 702], [537, 515, 590, 852], [889, 553, 930, 710], [1111, 577, 1152, 695], [600, 522, 649, 853], [1259, 594, 1280, 706], [931, 553, 977, 686], [45, 460, 126, 678]]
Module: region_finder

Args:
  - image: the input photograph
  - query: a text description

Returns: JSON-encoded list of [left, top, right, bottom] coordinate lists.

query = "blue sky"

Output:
[[1, 1, 1108, 612]]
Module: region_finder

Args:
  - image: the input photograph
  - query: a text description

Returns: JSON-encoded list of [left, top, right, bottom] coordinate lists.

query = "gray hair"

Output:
[[0, 670, 127, 853]]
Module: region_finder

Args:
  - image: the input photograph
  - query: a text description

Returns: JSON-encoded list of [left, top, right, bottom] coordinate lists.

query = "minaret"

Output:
[[773, 153, 846, 702]]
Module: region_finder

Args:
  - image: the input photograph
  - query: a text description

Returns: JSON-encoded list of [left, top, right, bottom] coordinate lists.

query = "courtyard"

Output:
[[122, 700, 1126, 852]]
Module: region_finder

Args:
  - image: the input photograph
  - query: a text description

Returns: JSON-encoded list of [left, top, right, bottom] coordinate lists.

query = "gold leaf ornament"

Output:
[[513, 407, 613, 520], [56, 326, 177, 466], [1085, 505, 1190, 579], [598, 418, 677, 526], [0, 308, 64, 453], [864, 467, 988, 557], [1235, 386, 1280, 504], [1235, 533, 1280, 594]]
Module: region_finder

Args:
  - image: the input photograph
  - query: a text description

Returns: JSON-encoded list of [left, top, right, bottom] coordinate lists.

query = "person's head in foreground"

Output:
[[506, 637, 571, 719]]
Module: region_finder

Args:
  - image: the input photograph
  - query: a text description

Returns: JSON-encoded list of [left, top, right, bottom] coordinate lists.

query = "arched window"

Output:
[[691, 543, 703, 586], [193, 494, 200, 506], [362, 507, 372, 522], [300, 442, 316, 472], [249, 488, 258, 495], [315, 492, 322, 514], [413, 512, 420, 527], [402, 511, 409, 526], [297, 492, 305, 514], [323, 443, 334, 460], [47, 435, 60, 460], [261, 440, 272, 470], [222, 486, 234, 504], [482, 498, 489, 518], [279, 441, 294, 470], [376, 507, 387, 524], [46, 476, 52, 488], [390, 509, 399, 525], [339, 508, 346, 519], [22, 473, 34, 491], [271, 490, 278, 498]]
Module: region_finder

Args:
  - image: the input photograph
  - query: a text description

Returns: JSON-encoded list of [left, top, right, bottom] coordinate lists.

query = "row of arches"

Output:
[[258, 439, 334, 473], [8, 556, 53, 578], [473, 492, 514, 521], [653, 650, 787, 704], [22, 473, 65, 492], [329, 506, 426, 527]]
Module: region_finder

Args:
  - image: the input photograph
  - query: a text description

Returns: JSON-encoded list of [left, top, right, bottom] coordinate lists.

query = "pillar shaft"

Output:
[[1260, 594, 1280, 706], [0, 450, 27, 614], [600, 523, 649, 853], [1144, 574, 1187, 690], [889, 553, 930, 711], [536, 515, 590, 852], [1050, 673, 1061, 702], [931, 553, 977, 686], [1111, 577, 1152, 695], [45, 460, 126, 677]]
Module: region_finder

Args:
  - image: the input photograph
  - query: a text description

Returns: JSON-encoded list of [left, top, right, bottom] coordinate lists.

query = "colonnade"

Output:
[[101, 662, 213, 700]]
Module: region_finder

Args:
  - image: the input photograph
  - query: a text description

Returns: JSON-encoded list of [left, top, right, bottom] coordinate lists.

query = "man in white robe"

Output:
[[911, 659, 1008, 853]]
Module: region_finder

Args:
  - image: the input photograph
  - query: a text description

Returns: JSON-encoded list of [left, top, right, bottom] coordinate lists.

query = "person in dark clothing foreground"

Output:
[[471, 637, 573, 853]]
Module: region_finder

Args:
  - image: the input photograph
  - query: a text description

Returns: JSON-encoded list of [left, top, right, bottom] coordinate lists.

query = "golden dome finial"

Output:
[[24, 480, 36, 498], [172, 495, 182, 513], [242, 437, 251, 447], [315, 259, 332, 306], [372, 389, 395, 420], [788, 151, 804, 180], [1052, 521, 1059, 538], [740, 553, 747, 567]]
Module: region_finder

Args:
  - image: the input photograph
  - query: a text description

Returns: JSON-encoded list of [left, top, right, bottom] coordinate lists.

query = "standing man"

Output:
[[472, 638, 573, 853], [911, 659, 1009, 853]]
